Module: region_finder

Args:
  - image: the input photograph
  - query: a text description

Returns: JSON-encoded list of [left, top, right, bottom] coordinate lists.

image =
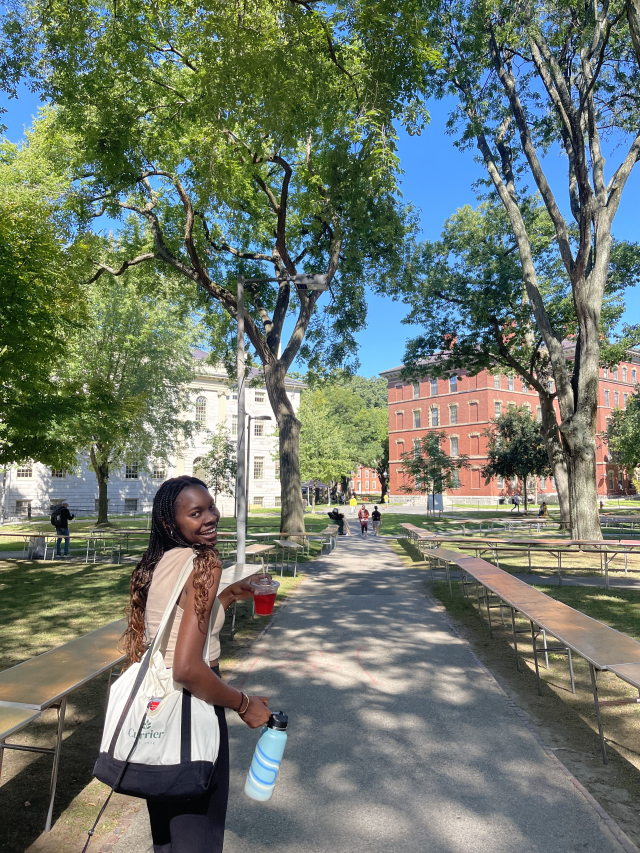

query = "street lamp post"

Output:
[[235, 272, 328, 552], [246, 414, 272, 536]]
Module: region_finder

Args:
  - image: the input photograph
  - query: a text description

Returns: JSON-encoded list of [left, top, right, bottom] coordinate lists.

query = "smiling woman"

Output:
[[119, 475, 272, 852]]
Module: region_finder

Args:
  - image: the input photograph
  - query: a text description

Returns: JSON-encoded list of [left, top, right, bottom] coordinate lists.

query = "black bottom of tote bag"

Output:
[[94, 689, 217, 799]]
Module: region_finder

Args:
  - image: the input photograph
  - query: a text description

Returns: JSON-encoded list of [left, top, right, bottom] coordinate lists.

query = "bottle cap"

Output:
[[267, 711, 288, 731]]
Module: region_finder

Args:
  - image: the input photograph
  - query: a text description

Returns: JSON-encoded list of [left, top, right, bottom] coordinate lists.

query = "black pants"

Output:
[[147, 670, 230, 853]]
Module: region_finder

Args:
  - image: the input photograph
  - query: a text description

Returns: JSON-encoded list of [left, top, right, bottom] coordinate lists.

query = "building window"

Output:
[[15, 499, 32, 514], [450, 437, 459, 457], [608, 470, 614, 490], [16, 464, 33, 478], [449, 405, 458, 425], [603, 367, 608, 378], [511, 476, 518, 489], [413, 438, 421, 455], [495, 402, 502, 417], [507, 375, 514, 391], [195, 396, 207, 425], [536, 406, 542, 423], [231, 414, 238, 436], [152, 464, 166, 480], [430, 407, 439, 427], [275, 459, 280, 480], [613, 367, 618, 380], [413, 383, 420, 399], [232, 391, 238, 400], [255, 390, 266, 403], [124, 498, 138, 513], [521, 379, 528, 392], [604, 390, 610, 407], [451, 470, 460, 488], [550, 476, 555, 489], [430, 378, 438, 396], [539, 477, 546, 490], [413, 410, 421, 428], [494, 375, 501, 389], [624, 393, 628, 407], [50, 469, 66, 479], [254, 457, 264, 479], [614, 391, 619, 407], [497, 475, 504, 488], [622, 367, 627, 382], [523, 402, 531, 414], [252, 496, 264, 507], [548, 379, 554, 392], [275, 496, 281, 507], [254, 421, 264, 437], [449, 375, 457, 393], [633, 369, 637, 383], [125, 461, 139, 479]]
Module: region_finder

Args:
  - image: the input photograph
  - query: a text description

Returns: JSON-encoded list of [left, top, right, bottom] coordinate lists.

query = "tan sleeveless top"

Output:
[[145, 547, 226, 667]]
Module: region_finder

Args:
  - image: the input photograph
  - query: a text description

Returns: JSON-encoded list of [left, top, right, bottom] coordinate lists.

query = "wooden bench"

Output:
[[427, 549, 640, 764], [0, 619, 127, 830]]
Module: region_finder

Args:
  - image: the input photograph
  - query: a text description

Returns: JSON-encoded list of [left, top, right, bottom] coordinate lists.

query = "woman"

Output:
[[123, 476, 272, 853]]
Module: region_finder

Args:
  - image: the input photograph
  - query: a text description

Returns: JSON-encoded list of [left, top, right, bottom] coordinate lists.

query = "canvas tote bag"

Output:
[[93, 552, 220, 800]]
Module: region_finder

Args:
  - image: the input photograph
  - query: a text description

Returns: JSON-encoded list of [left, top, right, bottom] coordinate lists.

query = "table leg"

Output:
[[542, 629, 549, 669], [530, 621, 541, 696], [589, 664, 607, 764], [511, 608, 520, 671], [446, 560, 452, 596], [230, 601, 237, 639], [568, 649, 575, 693], [484, 588, 493, 639], [45, 697, 67, 831]]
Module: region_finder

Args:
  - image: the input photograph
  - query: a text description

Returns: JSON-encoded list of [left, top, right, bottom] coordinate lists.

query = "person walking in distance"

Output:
[[358, 504, 369, 537], [122, 476, 272, 853], [371, 505, 382, 536], [55, 501, 74, 558], [349, 495, 358, 515], [511, 494, 521, 514]]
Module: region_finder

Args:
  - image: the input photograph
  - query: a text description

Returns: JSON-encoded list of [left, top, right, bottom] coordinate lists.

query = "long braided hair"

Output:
[[123, 476, 222, 663]]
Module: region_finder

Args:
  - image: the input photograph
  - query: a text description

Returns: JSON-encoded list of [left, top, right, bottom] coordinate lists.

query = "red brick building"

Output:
[[381, 353, 640, 503]]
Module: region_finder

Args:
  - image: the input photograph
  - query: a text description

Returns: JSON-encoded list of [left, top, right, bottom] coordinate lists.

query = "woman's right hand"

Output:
[[239, 695, 272, 728]]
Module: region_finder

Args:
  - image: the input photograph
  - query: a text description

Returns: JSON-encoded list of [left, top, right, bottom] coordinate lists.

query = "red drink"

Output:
[[253, 591, 277, 615]]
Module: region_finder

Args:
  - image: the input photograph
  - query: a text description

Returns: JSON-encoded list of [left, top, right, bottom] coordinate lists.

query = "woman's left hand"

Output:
[[218, 574, 263, 609]]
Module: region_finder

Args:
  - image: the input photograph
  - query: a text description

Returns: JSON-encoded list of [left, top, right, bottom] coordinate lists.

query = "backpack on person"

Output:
[[50, 506, 64, 528]]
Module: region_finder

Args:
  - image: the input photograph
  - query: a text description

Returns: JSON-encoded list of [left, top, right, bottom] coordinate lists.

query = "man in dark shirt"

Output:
[[371, 506, 382, 536], [56, 502, 75, 557]]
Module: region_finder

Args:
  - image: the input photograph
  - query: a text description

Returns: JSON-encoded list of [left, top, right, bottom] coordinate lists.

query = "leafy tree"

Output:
[[396, 199, 640, 528], [607, 392, 640, 492], [482, 407, 551, 513], [353, 0, 640, 538], [201, 423, 238, 507], [61, 246, 198, 524], [1, 0, 422, 535], [341, 375, 390, 498], [0, 124, 87, 469], [399, 431, 469, 513], [298, 393, 353, 511]]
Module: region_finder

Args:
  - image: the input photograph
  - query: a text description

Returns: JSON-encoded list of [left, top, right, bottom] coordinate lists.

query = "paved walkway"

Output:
[[108, 521, 634, 853]]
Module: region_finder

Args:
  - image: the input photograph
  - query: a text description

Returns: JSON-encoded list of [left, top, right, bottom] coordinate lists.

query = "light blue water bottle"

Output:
[[244, 712, 288, 801]]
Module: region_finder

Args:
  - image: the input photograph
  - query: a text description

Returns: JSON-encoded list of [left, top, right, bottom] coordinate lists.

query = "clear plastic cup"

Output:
[[250, 577, 280, 616]]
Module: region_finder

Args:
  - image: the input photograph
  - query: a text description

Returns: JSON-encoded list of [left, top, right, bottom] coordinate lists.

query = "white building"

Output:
[[2, 350, 304, 519]]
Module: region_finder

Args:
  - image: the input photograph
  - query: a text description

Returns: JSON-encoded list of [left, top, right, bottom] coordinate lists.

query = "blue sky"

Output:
[[2, 90, 638, 379]]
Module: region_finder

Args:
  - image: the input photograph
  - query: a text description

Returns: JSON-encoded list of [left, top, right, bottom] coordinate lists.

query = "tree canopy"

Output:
[[482, 406, 551, 511], [399, 431, 469, 509]]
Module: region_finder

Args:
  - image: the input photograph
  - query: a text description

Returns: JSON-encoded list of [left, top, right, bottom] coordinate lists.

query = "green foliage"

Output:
[[0, 125, 88, 467], [482, 406, 551, 507], [399, 431, 469, 502], [201, 423, 238, 504], [607, 392, 640, 488], [298, 392, 354, 487], [59, 243, 198, 518], [395, 199, 640, 385]]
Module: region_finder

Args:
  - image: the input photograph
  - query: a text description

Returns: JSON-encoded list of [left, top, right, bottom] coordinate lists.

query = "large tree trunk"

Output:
[[90, 444, 111, 526], [538, 392, 571, 529], [264, 361, 305, 533], [523, 478, 528, 513], [378, 469, 388, 501]]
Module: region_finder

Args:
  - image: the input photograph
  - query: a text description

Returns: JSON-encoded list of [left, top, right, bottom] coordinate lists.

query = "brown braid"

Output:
[[122, 476, 222, 663]]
